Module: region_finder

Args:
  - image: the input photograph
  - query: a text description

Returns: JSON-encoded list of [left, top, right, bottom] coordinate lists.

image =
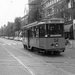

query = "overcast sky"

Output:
[[0, 0, 28, 28]]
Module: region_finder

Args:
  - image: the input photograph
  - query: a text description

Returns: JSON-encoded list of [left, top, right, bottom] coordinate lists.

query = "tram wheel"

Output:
[[39, 49, 46, 55], [46, 51, 52, 55], [23, 45, 25, 49], [34, 48, 39, 53], [23, 45, 28, 50], [31, 47, 34, 52], [25, 45, 28, 50]]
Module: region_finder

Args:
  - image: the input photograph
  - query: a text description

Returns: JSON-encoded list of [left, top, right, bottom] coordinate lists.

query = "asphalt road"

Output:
[[0, 38, 75, 75]]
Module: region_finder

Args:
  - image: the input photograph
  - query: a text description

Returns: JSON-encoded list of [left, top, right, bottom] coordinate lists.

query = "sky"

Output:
[[0, 0, 28, 28]]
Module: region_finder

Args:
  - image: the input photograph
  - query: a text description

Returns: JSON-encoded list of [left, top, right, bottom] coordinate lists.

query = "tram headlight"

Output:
[[55, 43, 59, 47]]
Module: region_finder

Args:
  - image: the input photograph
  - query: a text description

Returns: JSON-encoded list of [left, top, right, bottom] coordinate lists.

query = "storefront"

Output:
[[64, 24, 73, 39]]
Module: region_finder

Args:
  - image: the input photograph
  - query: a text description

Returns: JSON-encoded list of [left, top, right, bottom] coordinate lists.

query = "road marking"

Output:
[[2, 45, 35, 75]]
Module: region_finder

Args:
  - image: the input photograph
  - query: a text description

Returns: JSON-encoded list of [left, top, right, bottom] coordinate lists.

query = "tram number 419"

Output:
[[54, 38, 59, 42]]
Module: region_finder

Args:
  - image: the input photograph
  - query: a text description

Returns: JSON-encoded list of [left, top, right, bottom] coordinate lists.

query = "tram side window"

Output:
[[22, 29, 27, 37], [22, 30, 24, 37], [29, 27, 36, 38], [29, 28, 32, 37], [39, 25, 45, 37], [30, 26, 39, 38], [24, 30, 27, 37], [35, 26, 39, 38]]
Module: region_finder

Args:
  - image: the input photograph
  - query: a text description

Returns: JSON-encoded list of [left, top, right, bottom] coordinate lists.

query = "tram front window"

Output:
[[46, 24, 64, 37]]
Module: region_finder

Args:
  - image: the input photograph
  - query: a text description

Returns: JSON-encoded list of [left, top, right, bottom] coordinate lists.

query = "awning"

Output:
[[64, 24, 73, 32]]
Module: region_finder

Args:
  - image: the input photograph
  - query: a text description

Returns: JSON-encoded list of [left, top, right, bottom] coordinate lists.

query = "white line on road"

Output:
[[2, 45, 35, 75]]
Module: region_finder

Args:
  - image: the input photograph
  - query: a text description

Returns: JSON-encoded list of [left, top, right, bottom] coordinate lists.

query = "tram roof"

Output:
[[22, 18, 64, 29], [23, 21, 47, 29]]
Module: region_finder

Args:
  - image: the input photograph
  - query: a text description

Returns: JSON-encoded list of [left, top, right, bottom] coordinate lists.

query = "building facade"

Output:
[[41, 0, 75, 39], [21, 14, 28, 27]]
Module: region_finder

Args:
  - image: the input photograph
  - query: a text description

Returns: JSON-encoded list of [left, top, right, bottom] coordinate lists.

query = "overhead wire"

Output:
[[1, 0, 13, 26]]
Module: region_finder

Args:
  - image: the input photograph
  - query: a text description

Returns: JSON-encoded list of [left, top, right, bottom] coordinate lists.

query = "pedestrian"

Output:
[[65, 38, 70, 45]]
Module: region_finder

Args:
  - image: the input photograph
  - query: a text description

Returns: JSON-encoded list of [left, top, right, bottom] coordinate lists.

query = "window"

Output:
[[30, 27, 35, 38], [68, 0, 71, 8], [47, 8, 52, 16], [46, 24, 64, 37], [29, 26, 39, 38], [47, 7, 54, 16], [23, 29, 27, 37], [39, 25, 45, 37], [35, 26, 39, 37], [29, 28, 33, 37]]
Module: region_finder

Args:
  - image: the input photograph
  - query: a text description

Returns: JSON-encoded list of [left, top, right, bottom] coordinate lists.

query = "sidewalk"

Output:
[[66, 40, 75, 49]]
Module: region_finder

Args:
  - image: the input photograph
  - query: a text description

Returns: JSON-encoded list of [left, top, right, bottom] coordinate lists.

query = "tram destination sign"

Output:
[[46, 18, 64, 23]]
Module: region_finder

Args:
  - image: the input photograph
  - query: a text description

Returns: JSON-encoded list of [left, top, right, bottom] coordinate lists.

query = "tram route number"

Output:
[[54, 38, 59, 42]]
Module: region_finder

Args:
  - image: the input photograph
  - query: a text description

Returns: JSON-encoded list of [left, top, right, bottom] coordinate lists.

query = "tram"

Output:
[[22, 18, 65, 54]]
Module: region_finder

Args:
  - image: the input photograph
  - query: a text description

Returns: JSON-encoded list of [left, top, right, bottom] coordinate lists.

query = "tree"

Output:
[[14, 17, 21, 31], [32, 6, 42, 21], [5, 22, 14, 37], [28, 4, 43, 23], [14, 17, 22, 37], [1, 22, 15, 37], [0, 26, 4, 36]]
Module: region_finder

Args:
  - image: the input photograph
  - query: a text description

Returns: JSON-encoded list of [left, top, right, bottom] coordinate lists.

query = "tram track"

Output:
[[0, 38, 74, 75]]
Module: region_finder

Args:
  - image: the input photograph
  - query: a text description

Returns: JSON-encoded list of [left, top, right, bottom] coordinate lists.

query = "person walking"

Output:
[[65, 38, 70, 45]]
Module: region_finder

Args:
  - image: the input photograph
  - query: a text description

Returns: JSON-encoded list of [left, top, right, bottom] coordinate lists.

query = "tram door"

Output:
[[27, 30, 30, 48]]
